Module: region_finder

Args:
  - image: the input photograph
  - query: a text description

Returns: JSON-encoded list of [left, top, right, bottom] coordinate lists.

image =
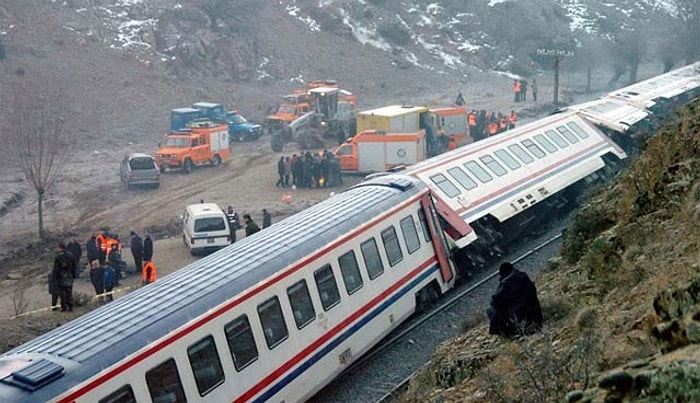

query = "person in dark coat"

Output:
[[143, 234, 153, 262], [47, 269, 59, 311], [53, 242, 77, 312], [243, 214, 260, 237], [276, 156, 286, 188], [89, 260, 105, 304], [488, 262, 543, 338], [86, 235, 99, 264], [262, 209, 272, 229], [225, 205, 239, 244], [66, 239, 82, 278], [130, 230, 143, 274]]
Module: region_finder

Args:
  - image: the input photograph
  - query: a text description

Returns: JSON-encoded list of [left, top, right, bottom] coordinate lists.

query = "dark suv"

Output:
[[120, 153, 160, 190]]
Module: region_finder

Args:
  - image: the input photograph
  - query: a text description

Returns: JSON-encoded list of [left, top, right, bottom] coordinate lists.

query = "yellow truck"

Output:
[[356, 105, 430, 134]]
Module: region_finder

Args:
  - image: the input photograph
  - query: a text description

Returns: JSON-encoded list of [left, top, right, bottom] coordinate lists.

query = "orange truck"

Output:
[[333, 129, 427, 173], [155, 121, 231, 174]]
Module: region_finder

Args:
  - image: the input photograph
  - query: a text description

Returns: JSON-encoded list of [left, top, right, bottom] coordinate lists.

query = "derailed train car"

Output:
[[1, 63, 699, 403], [563, 61, 700, 153], [406, 111, 626, 273]]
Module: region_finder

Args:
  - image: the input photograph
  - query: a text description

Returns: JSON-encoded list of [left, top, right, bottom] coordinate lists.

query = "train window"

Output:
[[507, 144, 534, 164], [464, 161, 493, 183], [381, 226, 404, 266], [287, 280, 316, 329], [187, 336, 225, 396], [361, 238, 384, 280], [400, 216, 421, 254], [315, 264, 341, 310], [225, 315, 258, 371], [146, 358, 187, 403], [567, 122, 590, 139], [545, 129, 570, 148], [99, 385, 136, 403], [258, 296, 289, 349], [429, 173, 461, 198], [447, 166, 477, 190], [479, 155, 507, 176], [534, 133, 558, 153], [494, 149, 521, 170], [417, 209, 431, 242], [339, 251, 364, 294], [556, 126, 580, 143], [521, 139, 546, 158]]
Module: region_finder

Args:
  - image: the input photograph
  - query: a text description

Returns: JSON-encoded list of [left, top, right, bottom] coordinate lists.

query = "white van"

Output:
[[181, 203, 231, 255]]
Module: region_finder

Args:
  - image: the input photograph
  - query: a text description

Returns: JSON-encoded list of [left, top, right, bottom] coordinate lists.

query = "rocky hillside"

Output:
[[0, 0, 688, 142], [398, 101, 700, 401]]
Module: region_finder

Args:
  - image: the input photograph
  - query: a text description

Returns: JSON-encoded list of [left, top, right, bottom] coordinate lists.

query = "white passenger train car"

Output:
[[0, 175, 466, 403], [406, 112, 626, 268]]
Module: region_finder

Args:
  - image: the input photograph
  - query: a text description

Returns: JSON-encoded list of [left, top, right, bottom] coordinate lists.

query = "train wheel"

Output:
[[415, 282, 440, 313]]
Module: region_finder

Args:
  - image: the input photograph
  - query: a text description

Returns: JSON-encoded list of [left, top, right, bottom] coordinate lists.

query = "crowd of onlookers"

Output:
[[275, 150, 343, 189], [49, 231, 156, 312]]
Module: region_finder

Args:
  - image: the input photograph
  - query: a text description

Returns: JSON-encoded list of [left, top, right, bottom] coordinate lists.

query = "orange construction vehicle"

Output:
[[155, 121, 231, 174], [268, 80, 358, 152]]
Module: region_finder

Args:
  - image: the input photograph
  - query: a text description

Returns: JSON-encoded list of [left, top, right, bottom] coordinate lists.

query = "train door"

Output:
[[419, 194, 455, 283]]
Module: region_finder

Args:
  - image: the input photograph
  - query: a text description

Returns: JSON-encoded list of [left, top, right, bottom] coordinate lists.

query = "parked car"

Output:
[[119, 153, 160, 190], [226, 111, 262, 142]]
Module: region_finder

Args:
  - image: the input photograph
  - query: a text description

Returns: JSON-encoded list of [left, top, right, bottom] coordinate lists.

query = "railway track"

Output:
[[309, 225, 566, 403], [374, 233, 563, 402]]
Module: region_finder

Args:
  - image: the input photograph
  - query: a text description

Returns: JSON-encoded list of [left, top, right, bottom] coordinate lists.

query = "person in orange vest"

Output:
[[467, 110, 477, 133], [142, 260, 157, 285], [508, 110, 518, 130], [513, 79, 522, 102], [498, 114, 508, 133], [447, 137, 458, 151]]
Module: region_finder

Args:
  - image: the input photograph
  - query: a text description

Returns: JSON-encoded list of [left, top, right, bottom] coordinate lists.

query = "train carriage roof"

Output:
[[0, 175, 425, 401], [563, 97, 649, 133], [607, 62, 700, 109]]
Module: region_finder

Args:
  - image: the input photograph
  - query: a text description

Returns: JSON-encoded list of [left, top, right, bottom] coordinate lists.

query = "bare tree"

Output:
[[4, 80, 68, 239]]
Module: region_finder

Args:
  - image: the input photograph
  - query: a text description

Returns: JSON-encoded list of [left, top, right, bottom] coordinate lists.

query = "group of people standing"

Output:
[[467, 109, 518, 141], [50, 231, 157, 311], [276, 150, 342, 189], [513, 78, 538, 102]]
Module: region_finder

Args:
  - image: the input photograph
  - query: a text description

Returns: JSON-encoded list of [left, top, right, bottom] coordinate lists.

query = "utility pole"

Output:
[[536, 48, 574, 106]]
